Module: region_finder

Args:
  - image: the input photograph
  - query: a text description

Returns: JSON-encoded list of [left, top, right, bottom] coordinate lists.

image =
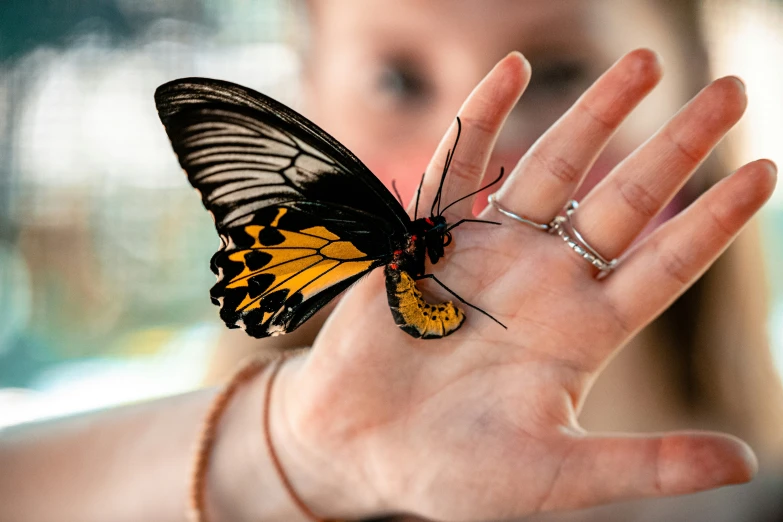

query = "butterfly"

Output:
[[155, 78, 505, 339]]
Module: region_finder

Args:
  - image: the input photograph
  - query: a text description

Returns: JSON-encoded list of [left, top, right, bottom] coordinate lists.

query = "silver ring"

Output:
[[487, 193, 551, 231], [549, 200, 618, 277]]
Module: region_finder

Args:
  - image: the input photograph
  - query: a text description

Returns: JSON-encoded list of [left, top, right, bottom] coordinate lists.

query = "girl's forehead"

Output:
[[305, 0, 677, 78], [308, 0, 654, 44], [310, 0, 588, 39]]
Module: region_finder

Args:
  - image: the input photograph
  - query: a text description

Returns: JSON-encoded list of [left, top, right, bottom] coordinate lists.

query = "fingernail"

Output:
[[630, 48, 663, 68], [506, 50, 531, 73], [761, 159, 778, 177], [729, 75, 746, 93], [650, 49, 664, 67]]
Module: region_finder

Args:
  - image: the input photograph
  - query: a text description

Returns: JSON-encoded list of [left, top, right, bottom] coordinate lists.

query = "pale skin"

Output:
[[218, 0, 745, 443], [0, 50, 775, 522]]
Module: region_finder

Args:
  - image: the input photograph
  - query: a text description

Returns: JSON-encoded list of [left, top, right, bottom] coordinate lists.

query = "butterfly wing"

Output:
[[155, 78, 410, 337], [155, 78, 410, 231], [210, 201, 390, 337]]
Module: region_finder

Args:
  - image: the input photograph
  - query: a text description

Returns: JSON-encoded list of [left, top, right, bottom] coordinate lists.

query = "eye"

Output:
[[374, 60, 432, 106], [526, 59, 588, 99]]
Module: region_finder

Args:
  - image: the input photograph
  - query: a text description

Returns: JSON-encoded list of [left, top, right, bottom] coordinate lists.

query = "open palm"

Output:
[[270, 50, 773, 521]]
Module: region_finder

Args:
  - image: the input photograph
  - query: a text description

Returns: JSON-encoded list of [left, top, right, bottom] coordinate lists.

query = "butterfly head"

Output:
[[409, 117, 505, 268], [423, 215, 451, 264]]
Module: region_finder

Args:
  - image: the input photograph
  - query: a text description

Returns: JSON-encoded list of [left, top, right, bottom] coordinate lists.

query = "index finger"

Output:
[[415, 52, 531, 222]]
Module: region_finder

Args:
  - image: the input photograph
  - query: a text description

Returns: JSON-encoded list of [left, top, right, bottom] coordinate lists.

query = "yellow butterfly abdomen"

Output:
[[385, 268, 465, 339]]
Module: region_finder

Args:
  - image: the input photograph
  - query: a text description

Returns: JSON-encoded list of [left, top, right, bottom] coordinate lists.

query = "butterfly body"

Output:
[[382, 214, 464, 338], [155, 78, 497, 339]]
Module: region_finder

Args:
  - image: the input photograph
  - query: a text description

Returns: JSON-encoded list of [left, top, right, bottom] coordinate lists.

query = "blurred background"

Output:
[[0, 0, 781, 429]]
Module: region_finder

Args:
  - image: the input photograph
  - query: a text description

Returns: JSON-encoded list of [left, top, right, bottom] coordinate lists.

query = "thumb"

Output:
[[540, 431, 757, 511]]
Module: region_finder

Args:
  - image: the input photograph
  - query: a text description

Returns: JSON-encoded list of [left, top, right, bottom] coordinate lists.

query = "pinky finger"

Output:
[[605, 159, 777, 335]]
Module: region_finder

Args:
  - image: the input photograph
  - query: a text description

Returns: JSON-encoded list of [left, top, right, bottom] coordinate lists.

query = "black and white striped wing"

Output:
[[154, 78, 411, 337]]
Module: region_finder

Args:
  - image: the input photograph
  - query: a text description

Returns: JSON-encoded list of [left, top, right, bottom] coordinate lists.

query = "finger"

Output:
[[605, 160, 776, 333], [489, 49, 661, 225], [540, 432, 757, 510], [571, 76, 747, 262], [415, 52, 530, 222]]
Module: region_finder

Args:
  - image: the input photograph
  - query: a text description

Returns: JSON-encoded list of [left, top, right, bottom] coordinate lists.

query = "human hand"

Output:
[[271, 50, 774, 521]]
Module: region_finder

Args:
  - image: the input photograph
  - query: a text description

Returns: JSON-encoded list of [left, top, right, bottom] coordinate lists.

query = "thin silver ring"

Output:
[[550, 200, 618, 276], [487, 193, 551, 231]]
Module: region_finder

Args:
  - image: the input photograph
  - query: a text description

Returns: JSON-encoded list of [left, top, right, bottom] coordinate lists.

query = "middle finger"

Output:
[[488, 49, 662, 225]]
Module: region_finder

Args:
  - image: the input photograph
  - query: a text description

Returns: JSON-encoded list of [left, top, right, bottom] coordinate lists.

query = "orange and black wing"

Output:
[[211, 202, 390, 337], [155, 78, 409, 337]]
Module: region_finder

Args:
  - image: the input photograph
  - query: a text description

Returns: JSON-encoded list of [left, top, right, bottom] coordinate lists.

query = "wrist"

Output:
[[205, 357, 312, 522], [272, 353, 388, 520]]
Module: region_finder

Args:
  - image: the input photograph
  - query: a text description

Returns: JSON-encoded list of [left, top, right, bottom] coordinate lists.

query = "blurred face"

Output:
[[304, 0, 700, 211]]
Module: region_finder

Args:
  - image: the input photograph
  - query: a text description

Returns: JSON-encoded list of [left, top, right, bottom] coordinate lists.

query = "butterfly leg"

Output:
[[446, 218, 501, 232], [414, 273, 507, 329]]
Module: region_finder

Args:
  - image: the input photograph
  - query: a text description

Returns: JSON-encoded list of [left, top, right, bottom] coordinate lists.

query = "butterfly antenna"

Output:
[[430, 147, 452, 217], [439, 166, 505, 217], [431, 117, 462, 217], [391, 179, 404, 206], [414, 172, 425, 220]]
